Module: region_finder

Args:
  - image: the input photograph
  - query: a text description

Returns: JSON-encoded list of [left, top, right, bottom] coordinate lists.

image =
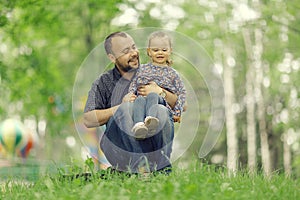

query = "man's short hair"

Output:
[[104, 32, 128, 55]]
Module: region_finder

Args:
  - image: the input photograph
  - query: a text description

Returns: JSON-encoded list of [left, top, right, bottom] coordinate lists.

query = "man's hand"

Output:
[[138, 81, 161, 96], [173, 116, 181, 123], [122, 93, 137, 102], [138, 81, 178, 108]]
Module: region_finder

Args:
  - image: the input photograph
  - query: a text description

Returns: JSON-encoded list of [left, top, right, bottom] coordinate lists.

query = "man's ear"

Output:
[[108, 53, 116, 63], [146, 48, 151, 57]]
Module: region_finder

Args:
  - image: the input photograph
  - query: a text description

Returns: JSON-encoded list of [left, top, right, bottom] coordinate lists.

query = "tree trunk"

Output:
[[242, 28, 257, 173], [254, 28, 271, 176], [223, 47, 238, 174], [283, 133, 292, 177]]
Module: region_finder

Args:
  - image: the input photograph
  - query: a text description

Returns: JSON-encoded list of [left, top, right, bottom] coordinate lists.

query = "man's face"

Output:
[[110, 35, 140, 73]]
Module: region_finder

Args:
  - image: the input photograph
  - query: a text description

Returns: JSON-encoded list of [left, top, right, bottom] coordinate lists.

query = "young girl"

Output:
[[129, 31, 186, 139]]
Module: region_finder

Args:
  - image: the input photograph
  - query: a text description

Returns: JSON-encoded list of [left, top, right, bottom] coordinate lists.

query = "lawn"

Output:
[[1, 160, 299, 200]]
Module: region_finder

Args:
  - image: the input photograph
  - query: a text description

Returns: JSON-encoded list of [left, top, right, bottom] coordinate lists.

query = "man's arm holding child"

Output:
[[83, 93, 137, 128], [83, 106, 119, 128]]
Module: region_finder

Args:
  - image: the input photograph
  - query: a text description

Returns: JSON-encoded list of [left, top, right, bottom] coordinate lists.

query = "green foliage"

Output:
[[0, 0, 122, 135]]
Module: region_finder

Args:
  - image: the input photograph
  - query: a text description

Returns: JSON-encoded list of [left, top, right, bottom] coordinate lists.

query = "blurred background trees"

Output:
[[1, 0, 300, 176]]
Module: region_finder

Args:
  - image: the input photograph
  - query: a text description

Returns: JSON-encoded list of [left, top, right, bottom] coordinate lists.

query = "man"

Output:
[[83, 32, 177, 173]]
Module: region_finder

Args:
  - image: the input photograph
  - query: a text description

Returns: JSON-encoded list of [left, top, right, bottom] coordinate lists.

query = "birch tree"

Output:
[[242, 28, 257, 173], [239, 0, 271, 176], [254, 31, 271, 176], [223, 46, 238, 174], [283, 132, 292, 177]]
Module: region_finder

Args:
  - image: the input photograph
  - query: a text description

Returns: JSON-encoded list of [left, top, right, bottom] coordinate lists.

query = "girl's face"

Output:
[[147, 36, 172, 66]]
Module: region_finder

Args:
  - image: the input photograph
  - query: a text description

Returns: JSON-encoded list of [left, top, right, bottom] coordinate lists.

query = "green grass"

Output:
[[1, 161, 300, 200]]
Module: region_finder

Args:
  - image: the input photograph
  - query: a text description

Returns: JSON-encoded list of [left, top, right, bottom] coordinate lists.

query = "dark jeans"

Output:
[[133, 92, 166, 124], [100, 103, 174, 173]]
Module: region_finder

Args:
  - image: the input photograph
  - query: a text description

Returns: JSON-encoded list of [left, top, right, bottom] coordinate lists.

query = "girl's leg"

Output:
[[144, 93, 161, 136], [133, 96, 146, 124], [145, 92, 159, 116], [132, 96, 148, 139], [145, 92, 166, 116]]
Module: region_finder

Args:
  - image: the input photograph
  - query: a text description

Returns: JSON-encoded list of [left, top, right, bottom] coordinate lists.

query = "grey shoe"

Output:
[[132, 122, 148, 140], [144, 116, 159, 137]]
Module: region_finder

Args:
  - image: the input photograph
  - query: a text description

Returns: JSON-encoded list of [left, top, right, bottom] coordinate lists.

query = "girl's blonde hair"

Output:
[[148, 31, 173, 66]]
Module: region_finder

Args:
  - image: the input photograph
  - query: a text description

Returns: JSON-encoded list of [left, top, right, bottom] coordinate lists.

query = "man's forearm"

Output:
[[83, 106, 119, 128]]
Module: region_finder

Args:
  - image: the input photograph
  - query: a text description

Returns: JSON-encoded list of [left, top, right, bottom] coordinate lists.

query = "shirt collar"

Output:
[[113, 66, 122, 80]]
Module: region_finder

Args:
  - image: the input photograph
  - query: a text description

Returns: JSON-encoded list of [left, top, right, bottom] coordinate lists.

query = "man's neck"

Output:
[[121, 70, 135, 80], [116, 66, 137, 80]]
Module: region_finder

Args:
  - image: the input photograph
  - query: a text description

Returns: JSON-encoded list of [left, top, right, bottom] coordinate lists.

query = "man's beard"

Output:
[[115, 56, 139, 73]]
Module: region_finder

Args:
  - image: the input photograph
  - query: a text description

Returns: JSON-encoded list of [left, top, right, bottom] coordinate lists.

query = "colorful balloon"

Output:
[[17, 128, 34, 158], [0, 119, 29, 157], [0, 143, 7, 157]]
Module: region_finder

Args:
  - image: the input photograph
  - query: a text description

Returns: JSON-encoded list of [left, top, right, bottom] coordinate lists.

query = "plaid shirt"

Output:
[[84, 67, 132, 113]]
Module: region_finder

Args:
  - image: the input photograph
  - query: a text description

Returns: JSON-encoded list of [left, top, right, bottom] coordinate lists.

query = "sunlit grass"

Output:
[[1, 160, 300, 200]]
